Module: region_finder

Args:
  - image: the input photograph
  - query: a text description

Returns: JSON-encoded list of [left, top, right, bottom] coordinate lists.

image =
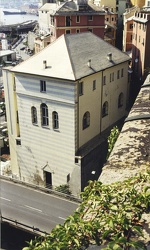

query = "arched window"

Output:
[[31, 106, 37, 124], [118, 93, 123, 108], [102, 101, 108, 117], [41, 103, 49, 126], [53, 111, 59, 129], [83, 111, 90, 130]]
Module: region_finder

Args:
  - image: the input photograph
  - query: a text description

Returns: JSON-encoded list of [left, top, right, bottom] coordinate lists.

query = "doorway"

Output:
[[44, 171, 52, 188]]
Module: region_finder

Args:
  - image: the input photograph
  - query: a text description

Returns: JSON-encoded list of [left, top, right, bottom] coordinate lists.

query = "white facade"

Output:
[[38, 3, 58, 35], [3, 33, 129, 196]]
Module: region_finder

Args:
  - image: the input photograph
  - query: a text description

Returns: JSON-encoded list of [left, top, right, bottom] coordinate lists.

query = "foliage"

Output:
[[0, 102, 6, 113], [107, 126, 120, 159], [23, 171, 150, 250], [55, 184, 72, 195]]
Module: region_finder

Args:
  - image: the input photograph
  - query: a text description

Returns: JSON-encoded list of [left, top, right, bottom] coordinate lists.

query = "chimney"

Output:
[[107, 53, 112, 61], [43, 60, 47, 69], [87, 59, 91, 68]]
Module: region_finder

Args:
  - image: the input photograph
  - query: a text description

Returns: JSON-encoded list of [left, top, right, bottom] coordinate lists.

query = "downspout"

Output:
[[100, 70, 104, 134], [77, 80, 82, 193], [77, 80, 79, 151]]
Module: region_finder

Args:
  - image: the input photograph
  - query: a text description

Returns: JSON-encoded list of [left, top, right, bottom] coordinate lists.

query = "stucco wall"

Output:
[[3, 69, 20, 177]]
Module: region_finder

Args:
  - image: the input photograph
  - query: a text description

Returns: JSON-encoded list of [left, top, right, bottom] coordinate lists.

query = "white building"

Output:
[[92, 0, 116, 12], [3, 32, 129, 196], [38, 3, 58, 35]]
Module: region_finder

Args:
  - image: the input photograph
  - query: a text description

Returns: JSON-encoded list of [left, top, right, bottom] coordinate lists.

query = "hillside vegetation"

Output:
[[23, 170, 150, 250]]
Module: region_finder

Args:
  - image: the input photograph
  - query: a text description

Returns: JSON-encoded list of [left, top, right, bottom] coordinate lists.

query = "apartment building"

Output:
[[104, 7, 117, 46], [123, 0, 146, 52], [130, 0, 145, 7], [3, 32, 129, 196], [92, 0, 116, 12], [35, 0, 105, 53], [132, 8, 150, 80], [123, 6, 140, 52]]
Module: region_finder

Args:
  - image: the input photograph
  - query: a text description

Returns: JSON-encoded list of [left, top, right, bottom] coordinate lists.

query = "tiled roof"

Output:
[[39, 3, 58, 11], [12, 32, 129, 81], [55, 1, 104, 14]]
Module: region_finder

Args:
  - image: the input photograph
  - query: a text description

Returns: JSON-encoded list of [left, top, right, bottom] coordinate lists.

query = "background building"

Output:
[[132, 8, 150, 82], [123, 6, 139, 52], [35, 0, 105, 52]]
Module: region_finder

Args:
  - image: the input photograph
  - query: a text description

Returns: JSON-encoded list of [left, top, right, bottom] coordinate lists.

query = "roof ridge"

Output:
[[64, 34, 76, 81]]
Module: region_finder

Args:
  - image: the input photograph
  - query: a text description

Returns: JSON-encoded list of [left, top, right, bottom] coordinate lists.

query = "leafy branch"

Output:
[[107, 126, 120, 159], [23, 171, 150, 250]]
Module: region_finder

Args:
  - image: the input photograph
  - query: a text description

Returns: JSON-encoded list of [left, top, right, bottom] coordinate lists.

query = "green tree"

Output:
[[107, 126, 120, 159], [55, 184, 72, 195]]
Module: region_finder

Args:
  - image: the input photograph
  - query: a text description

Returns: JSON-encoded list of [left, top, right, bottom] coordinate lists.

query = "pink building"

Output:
[[51, 1, 105, 40], [35, 0, 105, 53], [132, 9, 150, 80]]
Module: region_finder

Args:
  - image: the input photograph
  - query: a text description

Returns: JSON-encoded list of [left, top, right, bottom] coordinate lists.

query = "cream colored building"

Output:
[[3, 32, 129, 196], [130, 0, 145, 7], [92, 0, 116, 12]]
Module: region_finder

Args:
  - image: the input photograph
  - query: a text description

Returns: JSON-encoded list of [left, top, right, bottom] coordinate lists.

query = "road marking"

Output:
[[24, 205, 42, 213], [59, 216, 66, 220], [0, 197, 11, 202]]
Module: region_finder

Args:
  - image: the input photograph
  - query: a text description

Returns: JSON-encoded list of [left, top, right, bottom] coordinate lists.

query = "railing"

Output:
[[0, 174, 82, 203], [1, 216, 48, 235]]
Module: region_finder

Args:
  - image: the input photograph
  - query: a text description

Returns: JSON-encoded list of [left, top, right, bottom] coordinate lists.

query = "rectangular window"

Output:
[[76, 29, 80, 33], [130, 24, 133, 29], [139, 36, 140, 42], [121, 68, 124, 77], [66, 16, 71, 26], [117, 70, 120, 79], [67, 173, 70, 183], [110, 73, 114, 82], [16, 138, 21, 145], [142, 38, 145, 45], [93, 80, 96, 90], [88, 15, 93, 21], [51, 16, 54, 25], [75, 157, 79, 164], [13, 82, 16, 91], [66, 30, 71, 34], [79, 82, 83, 96], [103, 76, 106, 85], [40, 80, 46, 92], [76, 16, 80, 23], [16, 111, 19, 123]]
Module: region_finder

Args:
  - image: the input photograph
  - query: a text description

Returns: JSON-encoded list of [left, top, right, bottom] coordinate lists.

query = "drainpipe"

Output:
[[77, 80, 79, 151], [100, 71, 104, 133]]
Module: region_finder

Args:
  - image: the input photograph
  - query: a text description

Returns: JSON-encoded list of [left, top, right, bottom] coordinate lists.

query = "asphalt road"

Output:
[[0, 179, 79, 233]]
